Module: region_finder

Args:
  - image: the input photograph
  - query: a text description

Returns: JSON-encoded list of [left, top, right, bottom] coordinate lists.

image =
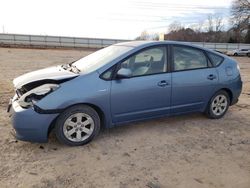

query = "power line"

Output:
[[131, 1, 230, 9], [83, 2, 231, 25], [96, 11, 228, 24]]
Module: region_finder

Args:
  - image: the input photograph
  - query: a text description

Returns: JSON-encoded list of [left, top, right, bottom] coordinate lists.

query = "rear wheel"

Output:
[[247, 53, 250, 57], [206, 90, 230, 119], [55, 105, 100, 146]]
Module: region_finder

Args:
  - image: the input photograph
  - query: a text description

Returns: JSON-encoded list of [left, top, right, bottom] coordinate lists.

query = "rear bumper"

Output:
[[231, 98, 239, 105], [9, 101, 58, 143], [230, 76, 242, 105]]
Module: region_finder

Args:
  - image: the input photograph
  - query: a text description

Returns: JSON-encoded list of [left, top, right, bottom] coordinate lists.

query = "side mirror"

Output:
[[116, 68, 132, 79]]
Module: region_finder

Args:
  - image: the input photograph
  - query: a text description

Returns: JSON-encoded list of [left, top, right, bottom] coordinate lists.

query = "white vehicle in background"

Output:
[[226, 48, 250, 57]]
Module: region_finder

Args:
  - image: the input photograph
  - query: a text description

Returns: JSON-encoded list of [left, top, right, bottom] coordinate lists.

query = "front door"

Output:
[[110, 46, 172, 123]]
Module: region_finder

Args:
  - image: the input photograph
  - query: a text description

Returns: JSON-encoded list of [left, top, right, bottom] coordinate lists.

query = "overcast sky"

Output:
[[0, 0, 233, 39]]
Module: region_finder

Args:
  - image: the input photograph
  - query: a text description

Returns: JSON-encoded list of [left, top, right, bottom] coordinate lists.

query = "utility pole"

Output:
[[2, 25, 5, 33]]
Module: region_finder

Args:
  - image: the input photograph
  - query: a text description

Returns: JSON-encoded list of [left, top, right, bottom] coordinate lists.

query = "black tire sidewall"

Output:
[[206, 91, 230, 119], [55, 105, 100, 146]]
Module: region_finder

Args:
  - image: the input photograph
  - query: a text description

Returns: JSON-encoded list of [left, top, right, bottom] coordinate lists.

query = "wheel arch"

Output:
[[205, 87, 233, 112], [219, 88, 233, 104], [47, 103, 106, 137]]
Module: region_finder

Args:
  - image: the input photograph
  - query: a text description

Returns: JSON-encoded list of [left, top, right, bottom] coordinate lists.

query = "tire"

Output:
[[247, 53, 250, 57], [233, 53, 238, 56], [206, 90, 230, 119], [55, 105, 100, 146]]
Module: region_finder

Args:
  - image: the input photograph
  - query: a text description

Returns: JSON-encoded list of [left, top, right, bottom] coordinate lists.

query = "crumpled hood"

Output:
[[13, 66, 78, 89]]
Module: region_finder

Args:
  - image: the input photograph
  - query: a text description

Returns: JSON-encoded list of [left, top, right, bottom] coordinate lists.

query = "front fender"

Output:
[[36, 71, 112, 127]]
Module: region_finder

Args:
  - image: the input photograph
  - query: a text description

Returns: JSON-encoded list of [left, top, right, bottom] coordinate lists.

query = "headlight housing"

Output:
[[18, 84, 59, 108]]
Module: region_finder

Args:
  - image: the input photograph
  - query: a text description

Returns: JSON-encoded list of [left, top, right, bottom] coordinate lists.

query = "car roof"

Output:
[[116, 40, 215, 51], [115, 40, 180, 47], [114, 40, 228, 59], [115, 40, 207, 50]]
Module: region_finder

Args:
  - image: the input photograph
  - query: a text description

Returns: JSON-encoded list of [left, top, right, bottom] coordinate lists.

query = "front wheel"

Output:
[[206, 91, 230, 119], [55, 105, 100, 146]]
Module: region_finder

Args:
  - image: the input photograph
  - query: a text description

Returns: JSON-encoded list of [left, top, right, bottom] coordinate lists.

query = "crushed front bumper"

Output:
[[8, 100, 58, 143]]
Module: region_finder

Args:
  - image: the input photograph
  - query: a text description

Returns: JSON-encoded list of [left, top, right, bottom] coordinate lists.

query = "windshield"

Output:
[[73, 45, 133, 72]]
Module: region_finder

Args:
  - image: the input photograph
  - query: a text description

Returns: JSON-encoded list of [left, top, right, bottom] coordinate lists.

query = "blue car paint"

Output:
[[9, 41, 242, 143], [111, 73, 172, 123], [171, 67, 219, 114], [10, 101, 58, 142]]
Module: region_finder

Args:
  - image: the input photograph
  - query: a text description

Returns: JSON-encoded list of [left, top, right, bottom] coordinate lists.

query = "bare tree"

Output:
[[135, 30, 150, 40], [231, 0, 250, 42], [215, 16, 223, 32], [231, 0, 250, 26], [152, 33, 159, 41], [196, 21, 204, 33], [168, 21, 183, 32], [207, 15, 214, 32], [205, 14, 224, 32], [135, 31, 160, 40]]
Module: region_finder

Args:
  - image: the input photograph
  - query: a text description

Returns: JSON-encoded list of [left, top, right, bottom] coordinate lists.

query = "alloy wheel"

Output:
[[63, 113, 95, 142], [211, 94, 228, 116]]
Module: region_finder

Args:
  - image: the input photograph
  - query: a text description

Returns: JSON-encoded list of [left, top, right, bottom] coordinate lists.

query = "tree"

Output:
[[152, 33, 159, 41], [231, 0, 250, 26], [135, 31, 159, 41], [135, 30, 150, 40], [228, 36, 236, 43], [207, 15, 214, 32], [231, 0, 250, 42], [245, 25, 250, 43], [215, 16, 223, 32], [168, 21, 183, 32]]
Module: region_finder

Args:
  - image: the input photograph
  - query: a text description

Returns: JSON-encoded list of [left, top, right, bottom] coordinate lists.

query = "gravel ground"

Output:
[[0, 47, 250, 188]]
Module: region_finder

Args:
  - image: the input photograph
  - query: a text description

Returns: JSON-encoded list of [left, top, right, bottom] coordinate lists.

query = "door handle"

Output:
[[158, 80, 169, 87], [207, 74, 217, 80]]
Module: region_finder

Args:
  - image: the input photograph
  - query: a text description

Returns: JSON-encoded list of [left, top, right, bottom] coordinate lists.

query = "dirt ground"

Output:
[[0, 47, 250, 188]]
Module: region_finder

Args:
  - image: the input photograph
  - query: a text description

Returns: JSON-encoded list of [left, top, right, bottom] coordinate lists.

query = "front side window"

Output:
[[119, 47, 166, 77], [101, 67, 114, 80], [173, 46, 208, 71]]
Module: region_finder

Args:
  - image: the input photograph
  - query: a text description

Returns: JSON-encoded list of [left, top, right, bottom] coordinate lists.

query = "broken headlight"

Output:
[[18, 84, 60, 108]]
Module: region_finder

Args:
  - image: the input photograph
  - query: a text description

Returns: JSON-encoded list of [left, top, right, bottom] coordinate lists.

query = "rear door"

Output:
[[170, 45, 218, 114]]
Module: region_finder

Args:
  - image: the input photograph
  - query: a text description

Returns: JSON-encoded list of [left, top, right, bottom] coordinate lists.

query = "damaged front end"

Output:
[[7, 65, 79, 143], [17, 83, 59, 108], [7, 78, 77, 143], [10, 78, 74, 111], [9, 65, 79, 112]]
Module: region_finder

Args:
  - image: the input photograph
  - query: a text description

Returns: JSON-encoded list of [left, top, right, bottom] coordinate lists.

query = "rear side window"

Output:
[[173, 46, 208, 71], [207, 52, 224, 66]]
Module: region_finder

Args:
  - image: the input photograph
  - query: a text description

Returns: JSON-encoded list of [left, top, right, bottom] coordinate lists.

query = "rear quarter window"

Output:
[[207, 52, 224, 66]]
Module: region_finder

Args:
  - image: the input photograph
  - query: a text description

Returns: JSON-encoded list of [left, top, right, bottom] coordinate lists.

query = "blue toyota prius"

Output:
[[8, 41, 242, 146]]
